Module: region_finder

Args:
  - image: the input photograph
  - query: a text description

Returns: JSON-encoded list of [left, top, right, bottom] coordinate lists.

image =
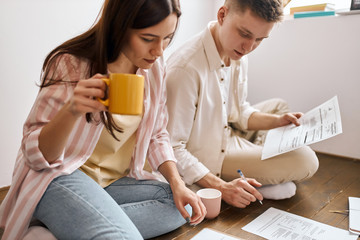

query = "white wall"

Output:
[[247, 14, 360, 159], [0, 0, 104, 188], [2, 1, 358, 188], [165, 0, 221, 59], [0, 0, 222, 187]]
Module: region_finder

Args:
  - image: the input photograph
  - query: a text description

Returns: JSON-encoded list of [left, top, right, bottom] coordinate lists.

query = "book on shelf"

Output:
[[294, 10, 335, 18], [351, 0, 360, 10], [290, 3, 335, 14]]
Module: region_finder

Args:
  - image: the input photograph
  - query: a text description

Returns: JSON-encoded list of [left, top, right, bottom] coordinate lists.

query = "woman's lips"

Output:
[[145, 59, 156, 64]]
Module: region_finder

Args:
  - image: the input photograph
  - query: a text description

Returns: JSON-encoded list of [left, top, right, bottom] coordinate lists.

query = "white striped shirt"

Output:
[[0, 54, 175, 239]]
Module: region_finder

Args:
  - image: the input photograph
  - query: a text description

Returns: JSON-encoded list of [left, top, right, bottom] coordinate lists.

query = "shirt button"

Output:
[[216, 173, 220, 177], [223, 101, 226, 104], [221, 64, 225, 68], [224, 125, 228, 129], [221, 78, 224, 81], [221, 149, 225, 153]]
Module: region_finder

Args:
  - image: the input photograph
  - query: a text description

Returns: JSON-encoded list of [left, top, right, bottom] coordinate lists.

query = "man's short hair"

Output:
[[225, 0, 283, 22]]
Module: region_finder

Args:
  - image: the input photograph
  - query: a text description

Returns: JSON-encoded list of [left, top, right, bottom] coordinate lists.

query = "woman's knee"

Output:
[[34, 173, 142, 239], [152, 181, 174, 200]]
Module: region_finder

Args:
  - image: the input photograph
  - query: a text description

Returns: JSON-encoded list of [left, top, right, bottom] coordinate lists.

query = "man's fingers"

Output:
[[247, 178, 262, 187], [237, 179, 263, 203]]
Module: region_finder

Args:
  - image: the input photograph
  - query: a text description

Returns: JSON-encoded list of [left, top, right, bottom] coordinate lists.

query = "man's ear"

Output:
[[217, 6, 228, 25]]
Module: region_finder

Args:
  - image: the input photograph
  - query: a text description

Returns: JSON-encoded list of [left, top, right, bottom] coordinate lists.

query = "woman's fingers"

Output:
[[69, 75, 108, 115], [189, 196, 206, 225]]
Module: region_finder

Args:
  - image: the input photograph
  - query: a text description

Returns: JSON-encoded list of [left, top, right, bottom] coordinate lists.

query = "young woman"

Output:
[[0, 0, 206, 239]]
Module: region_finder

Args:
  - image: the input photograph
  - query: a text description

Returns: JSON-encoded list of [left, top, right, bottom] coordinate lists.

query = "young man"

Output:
[[165, 0, 319, 208]]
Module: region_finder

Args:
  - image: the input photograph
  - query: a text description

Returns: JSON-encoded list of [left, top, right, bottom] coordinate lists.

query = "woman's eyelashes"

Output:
[[141, 37, 154, 43]]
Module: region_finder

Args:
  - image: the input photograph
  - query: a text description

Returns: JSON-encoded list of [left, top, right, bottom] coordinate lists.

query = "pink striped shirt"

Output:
[[0, 54, 175, 239]]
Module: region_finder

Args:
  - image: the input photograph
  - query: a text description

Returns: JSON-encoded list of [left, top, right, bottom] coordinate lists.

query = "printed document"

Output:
[[191, 228, 243, 240], [262, 96, 342, 160], [349, 197, 360, 234], [242, 207, 358, 240]]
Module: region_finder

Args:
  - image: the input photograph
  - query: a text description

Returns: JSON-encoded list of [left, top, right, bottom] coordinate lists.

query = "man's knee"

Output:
[[269, 98, 290, 114], [253, 98, 290, 115], [293, 146, 319, 182]]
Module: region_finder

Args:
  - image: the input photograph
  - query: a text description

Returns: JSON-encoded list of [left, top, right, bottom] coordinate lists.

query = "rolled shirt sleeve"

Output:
[[147, 72, 176, 170], [21, 54, 84, 171]]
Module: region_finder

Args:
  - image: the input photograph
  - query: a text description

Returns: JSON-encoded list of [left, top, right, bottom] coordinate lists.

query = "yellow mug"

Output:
[[99, 73, 144, 115]]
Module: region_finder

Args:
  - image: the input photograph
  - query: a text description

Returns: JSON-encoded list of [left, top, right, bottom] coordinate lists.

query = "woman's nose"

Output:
[[151, 41, 164, 57]]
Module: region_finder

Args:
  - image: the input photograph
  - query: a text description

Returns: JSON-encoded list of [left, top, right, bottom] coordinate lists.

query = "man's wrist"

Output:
[[196, 173, 226, 190]]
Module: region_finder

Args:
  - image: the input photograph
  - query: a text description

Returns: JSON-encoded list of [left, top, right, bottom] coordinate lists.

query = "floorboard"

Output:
[[150, 153, 360, 240], [0, 153, 359, 239]]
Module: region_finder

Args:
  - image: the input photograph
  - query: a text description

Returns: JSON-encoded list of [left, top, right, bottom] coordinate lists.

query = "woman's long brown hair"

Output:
[[40, 0, 181, 140]]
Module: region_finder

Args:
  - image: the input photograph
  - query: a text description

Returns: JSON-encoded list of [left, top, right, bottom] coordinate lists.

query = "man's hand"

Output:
[[248, 111, 304, 130], [219, 178, 263, 208], [277, 112, 303, 127], [196, 173, 263, 208]]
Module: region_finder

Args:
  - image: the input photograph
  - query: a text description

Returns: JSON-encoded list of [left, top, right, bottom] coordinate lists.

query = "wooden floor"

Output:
[[149, 152, 360, 240], [0, 153, 359, 239]]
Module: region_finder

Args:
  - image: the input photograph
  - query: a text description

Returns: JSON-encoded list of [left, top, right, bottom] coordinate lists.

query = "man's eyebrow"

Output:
[[239, 27, 253, 36], [239, 27, 269, 39]]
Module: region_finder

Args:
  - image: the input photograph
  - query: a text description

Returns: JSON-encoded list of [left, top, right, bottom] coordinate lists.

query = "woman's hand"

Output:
[[157, 161, 206, 225], [171, 181, 207, 226], [67, 73, 108, 117], [39, 74, 107, 163]]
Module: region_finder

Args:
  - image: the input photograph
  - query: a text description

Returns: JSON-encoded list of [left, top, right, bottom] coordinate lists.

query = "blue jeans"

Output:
[[33, 170, 190, 239]]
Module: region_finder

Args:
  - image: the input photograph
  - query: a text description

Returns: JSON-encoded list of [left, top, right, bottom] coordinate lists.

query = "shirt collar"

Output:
[[202, 21, 224, 72]]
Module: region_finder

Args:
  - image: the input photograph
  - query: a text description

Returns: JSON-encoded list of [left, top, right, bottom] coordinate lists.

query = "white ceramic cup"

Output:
[[196, 188, 222, 219]]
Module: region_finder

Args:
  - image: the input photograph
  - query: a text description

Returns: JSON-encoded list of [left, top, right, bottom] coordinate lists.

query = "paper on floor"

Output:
[[349, 197, 360, 235], [191, 228, 243, 240], [242, 207, 358, 240]]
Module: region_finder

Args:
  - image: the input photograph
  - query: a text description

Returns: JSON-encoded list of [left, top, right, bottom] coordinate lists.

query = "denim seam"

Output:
[[51, 181, 129, 238], [106, 182, 172, 199]]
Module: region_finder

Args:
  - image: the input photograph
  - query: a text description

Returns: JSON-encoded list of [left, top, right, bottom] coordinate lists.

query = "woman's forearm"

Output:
[[38, 101, 80, 163], [158, 161, 185, 188]]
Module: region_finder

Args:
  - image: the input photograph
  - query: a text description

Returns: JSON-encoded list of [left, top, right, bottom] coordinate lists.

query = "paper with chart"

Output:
[[242, 207, 358, 240], [261, 96, 342, 160]]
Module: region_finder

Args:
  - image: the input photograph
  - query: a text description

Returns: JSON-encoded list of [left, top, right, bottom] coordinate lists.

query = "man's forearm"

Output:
[[247, 112, 279, 130], [196, 173, 226, 190]]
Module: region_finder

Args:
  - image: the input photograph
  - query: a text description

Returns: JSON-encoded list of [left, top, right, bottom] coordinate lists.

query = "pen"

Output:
[[237, 169, 263, 205]]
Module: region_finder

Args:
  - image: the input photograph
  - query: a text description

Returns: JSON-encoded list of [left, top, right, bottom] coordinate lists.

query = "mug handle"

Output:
[[98, 78, 110, 106]]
